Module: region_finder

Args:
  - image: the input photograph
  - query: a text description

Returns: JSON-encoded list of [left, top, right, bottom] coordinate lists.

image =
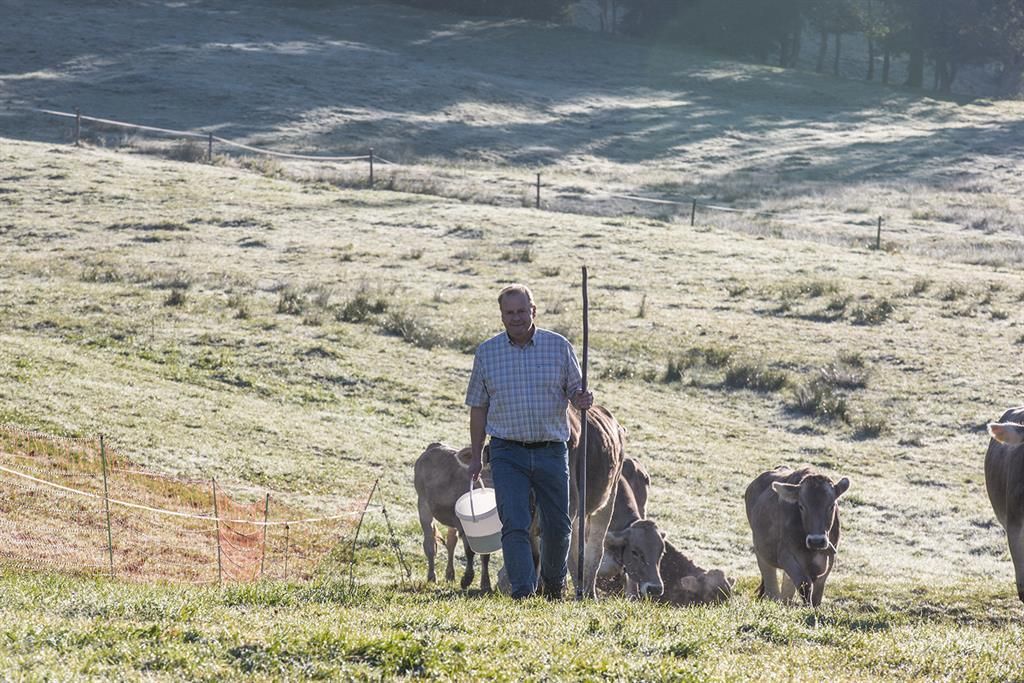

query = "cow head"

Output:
[[988, 422, 1024, 446], [677, 569, 736, 605], [605, 519, 665, 598], [772, 474, 850, 551]]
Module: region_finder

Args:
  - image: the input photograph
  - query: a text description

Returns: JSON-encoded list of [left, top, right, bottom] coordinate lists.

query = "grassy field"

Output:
[[3, 0, 1024, 678], [1, 133, 1022, 678]]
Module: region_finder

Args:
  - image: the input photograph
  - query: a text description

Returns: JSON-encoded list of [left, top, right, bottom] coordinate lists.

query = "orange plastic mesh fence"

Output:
[[0, 426, 365, 584]]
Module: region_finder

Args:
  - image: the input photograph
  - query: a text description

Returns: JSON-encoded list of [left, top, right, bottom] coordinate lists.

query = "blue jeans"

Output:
[[489, 438, 571, 599]]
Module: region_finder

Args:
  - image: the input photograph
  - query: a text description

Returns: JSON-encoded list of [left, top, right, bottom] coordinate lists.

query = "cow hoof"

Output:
[[427, 573, 436, 583], [1018, 588, 1024, 604], [460, 571, 475, 590], [444, 571, 455, 582]]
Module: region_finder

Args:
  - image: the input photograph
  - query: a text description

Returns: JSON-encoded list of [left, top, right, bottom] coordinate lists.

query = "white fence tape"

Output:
[[0, 463, 377, 527]]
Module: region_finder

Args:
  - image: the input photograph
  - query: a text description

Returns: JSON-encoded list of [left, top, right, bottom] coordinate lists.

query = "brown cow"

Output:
[[657, 541, 735, 606], [414, 443, 491, 592], [620, 456, 651, 519], [986, 409, 1024, 603], [745, 466, 849, 606], [567, 404, 625, 598], [598, 475, 666, 598]]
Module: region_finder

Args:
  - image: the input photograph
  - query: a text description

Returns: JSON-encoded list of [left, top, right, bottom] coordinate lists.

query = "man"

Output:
[[466, 284, 594, 599]]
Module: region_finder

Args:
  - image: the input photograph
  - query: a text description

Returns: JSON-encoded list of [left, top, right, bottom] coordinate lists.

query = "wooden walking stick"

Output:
[[575, 265, 590, 600]]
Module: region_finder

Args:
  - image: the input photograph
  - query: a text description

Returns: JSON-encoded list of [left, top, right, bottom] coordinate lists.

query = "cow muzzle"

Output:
[[638, 581, 664, 599], [805, 534, 828, 551]]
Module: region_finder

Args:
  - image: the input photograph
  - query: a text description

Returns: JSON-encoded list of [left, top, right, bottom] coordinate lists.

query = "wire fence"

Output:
[[0, 425, 409, 585], [31, 107, 888, 248]]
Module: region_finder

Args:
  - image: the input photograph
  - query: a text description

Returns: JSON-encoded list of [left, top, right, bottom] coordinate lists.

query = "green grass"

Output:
[[1, 568, 1022, 681]]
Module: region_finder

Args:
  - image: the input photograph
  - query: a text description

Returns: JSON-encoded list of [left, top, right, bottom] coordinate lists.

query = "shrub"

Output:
[[167, 140, 206, 163], [277, 286, 304, 315], [164, 289, 187, 307], [380, 310, 445, 349], [338, 285, 390, 323], [818, 362, 867, 389], [849, 299, 894, 326], [502, 246, 534, 263], [939, 284, 968, 301], [853, 412, 887, 439], [724, 361, 789, 392], [910, 278, 931, 295], [788, 379, 849, 422]]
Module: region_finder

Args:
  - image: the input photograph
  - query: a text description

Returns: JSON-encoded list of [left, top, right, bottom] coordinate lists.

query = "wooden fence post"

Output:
[[74, 108, 81, 147], [207, 133, 213, 163], [99, 434, 114, 578], [260, 493, 270, 578], [536, 173, 541, 209], [875, 216, 883, 250], [690, 199, 697, 227], [212, 478, 222, 585], [369, 148, 374, 187]]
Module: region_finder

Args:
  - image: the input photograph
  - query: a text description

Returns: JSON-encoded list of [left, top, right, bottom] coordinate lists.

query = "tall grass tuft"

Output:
[[380, 310, 445, 350], [788, 378, 849, 422], [849, 298, 894, 326], [338, 284, 391, 323], [724, 360, 789, 392]]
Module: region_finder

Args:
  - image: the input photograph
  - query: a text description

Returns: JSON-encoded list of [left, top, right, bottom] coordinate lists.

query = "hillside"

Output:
[[2, 0, 1023, 264]]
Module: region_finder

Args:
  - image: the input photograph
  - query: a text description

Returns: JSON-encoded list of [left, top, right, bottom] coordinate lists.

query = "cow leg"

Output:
[[460, 532, 477, 590], [418, 500, 437, 583], [444, 527, 458, 583], [779, 555, 814, 605], [1007, 521, 1024, 603], [480, 553, 492, 593], [755, 555, 781, 600], [581, 499, 615, 598], [810, 574, 829, 607], [780, 574, 796, 602]]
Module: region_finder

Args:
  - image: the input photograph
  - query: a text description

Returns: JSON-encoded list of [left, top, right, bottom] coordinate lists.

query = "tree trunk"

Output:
[[816, 31, 828, 73], [833, 32, 842, 77], [866, 37, 875, 81], [906, 47, 924, 88]]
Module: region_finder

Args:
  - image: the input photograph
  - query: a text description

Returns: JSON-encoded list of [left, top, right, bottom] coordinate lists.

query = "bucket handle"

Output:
[[468, 477, 484, 522]]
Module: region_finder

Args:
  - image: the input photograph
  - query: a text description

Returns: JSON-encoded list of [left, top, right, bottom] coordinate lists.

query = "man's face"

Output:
[[500, 292, 536, 340]]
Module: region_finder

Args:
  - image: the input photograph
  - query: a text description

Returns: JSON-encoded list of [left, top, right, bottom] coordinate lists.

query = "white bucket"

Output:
[[455, 481, 502, 555]]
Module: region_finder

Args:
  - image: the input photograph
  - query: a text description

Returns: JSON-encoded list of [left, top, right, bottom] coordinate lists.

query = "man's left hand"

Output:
[[570, 389, 594, 411]]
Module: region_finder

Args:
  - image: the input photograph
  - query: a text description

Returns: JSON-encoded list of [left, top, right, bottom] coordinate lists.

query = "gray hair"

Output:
[[497, 284, 534, 308]]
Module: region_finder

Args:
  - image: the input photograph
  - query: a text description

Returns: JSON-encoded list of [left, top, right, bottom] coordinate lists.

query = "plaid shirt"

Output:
[[465, 327, 583, 443]]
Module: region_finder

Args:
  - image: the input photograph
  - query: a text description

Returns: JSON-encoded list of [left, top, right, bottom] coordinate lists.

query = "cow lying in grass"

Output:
[[598, 457, 734, 605], [745, 466, 849, 607], [414, 443, 492, 592]]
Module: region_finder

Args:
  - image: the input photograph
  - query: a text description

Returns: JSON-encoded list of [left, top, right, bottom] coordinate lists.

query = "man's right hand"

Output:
[[468, 454, 483, 481]]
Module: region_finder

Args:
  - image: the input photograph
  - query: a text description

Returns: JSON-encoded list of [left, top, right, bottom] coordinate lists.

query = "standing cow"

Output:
[[985, 408, 1024, 603], [414, 443, 491, 592], [745, 466, 850, 606], [567, 404, 625, 598]]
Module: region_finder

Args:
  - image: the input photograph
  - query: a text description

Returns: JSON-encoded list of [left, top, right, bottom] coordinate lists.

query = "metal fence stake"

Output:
[[74, 108, 81, 147], [690, 199, 697, 226], [369, 148, 375, 187], [207, 132, 213, 163], [876, 216, 883, 250], [536, 173, 541, 209]]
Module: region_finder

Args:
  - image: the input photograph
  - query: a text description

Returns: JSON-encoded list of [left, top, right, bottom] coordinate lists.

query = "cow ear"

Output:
[[989, 422, 1024, 446], [605, 529, 627, 548], [833, 477, 850, 498], [772, 482, 800, 503]]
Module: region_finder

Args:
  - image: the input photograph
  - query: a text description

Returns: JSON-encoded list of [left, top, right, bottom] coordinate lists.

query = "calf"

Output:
[[620, 456, 651, 519], [986, 409, 1024, 603], [745, 466, 849, 606], [414, 443, 491, 592], [657, 540, 734, 606]]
